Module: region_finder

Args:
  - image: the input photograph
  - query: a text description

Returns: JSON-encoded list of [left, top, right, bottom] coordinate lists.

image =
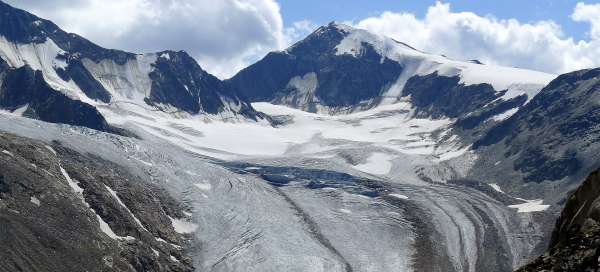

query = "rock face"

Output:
[[0, 60, 115, 133], [0, 132, 193, 272], [516, 167, 600, 271], [468, 68, 600, 201], [228, 22, 553, 115], [0, 0, 264, 129], [228, 23, 404, 113], [146, 51, 258, 118]]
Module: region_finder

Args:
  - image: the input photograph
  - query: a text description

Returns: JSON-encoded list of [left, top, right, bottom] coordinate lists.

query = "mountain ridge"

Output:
[[0, 0, 265, 133]]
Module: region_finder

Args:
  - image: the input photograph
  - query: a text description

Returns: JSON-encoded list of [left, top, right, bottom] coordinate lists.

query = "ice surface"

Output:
[[0, 113, 548, 271], [353, 153, 394, 175]]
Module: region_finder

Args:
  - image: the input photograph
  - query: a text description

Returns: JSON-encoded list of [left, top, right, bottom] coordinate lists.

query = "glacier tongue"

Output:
[[0, 104, 548, 271]]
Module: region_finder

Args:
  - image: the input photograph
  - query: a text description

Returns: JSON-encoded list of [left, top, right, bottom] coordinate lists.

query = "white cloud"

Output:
[[353, 1, 600, 74], [284, 19, 319, 44], [6, 0, 301, 79], [572, 2, 600, 40]]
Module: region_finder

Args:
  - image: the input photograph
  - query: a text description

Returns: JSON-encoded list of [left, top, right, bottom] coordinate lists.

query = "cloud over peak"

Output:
[[6, 0, 296, 78], [353, 1, 600, 75]]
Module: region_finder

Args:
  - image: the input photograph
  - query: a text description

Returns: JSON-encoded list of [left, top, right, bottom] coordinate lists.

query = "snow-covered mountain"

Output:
[[0, 0, 264, 134], [2, 1, 600, 272], [229, 22, 554, 116]]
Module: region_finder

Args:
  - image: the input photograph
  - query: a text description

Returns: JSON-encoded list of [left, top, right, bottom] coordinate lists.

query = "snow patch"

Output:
[[509, 199, 550, 213], [97, 214, 135, 241], [492, 108, 519, 122], [60, 165, 134, 240], [44, 145, 57, 156], [60, 165, 83, 194], [30, 196, 41, 206], [489, 183, 504, 193], [353, 153, 394, 175], [389, 194, 409, 200], [104, 185, 149, 232], [168, 216, 198, 234], [12, 105, 29, 116], [2, 150, 13, 157], [0, 36, 93, 103]]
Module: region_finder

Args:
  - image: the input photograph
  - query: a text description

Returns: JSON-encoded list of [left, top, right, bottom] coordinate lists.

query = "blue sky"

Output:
[[279, 0, 590, 40]]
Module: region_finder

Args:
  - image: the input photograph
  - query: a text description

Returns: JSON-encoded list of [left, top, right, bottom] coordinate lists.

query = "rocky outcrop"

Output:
[[517, 167, 600, 271], [0, 61, 121, 134], [146, 51, 260, 119], [0, 132, 193, 272]]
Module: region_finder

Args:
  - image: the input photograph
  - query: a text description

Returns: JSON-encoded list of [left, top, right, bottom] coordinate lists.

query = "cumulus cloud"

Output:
[[354, 2, 600, 74], [5, 0, 308, 78]]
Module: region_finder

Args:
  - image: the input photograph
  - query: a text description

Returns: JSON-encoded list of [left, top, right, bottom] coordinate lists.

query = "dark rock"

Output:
[[0, 132, 193, 272], [0, 64, 116, 133], [228, 23, 404, 112], [517, 167, 600, 271], [402, 72, 500, 119]]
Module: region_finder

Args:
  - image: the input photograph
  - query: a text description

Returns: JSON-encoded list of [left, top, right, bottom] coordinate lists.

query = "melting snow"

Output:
[[44, 145, 57, 156], [104, 185, 149, 232], [389, 194, 409, 200], [60, 165, 134, 240], [492, 108, 519, 122], [508, 199, 550, 213], [168, 216, 199, 234], [489, 183, 504, 193], [30, 196, 41, 206], [60, 165, 83, 194]]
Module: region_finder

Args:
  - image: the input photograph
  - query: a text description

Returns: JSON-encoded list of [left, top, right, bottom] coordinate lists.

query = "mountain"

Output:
[[228, 22, 554, 116], [0, 1, 264, 135], [2, 1, 600, 272], [517, 166, 600, 271]]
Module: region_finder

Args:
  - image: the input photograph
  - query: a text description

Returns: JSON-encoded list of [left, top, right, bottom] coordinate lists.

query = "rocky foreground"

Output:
[[517, 168, 600, 271]]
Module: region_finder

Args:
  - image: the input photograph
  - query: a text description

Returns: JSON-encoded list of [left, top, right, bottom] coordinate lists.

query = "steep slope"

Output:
[[468, 68, 600, 202], [517, 167, 600, 271], [0, 1, 263, 130], [228, 22, 554, 117], [0, 132, 193, 272]]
